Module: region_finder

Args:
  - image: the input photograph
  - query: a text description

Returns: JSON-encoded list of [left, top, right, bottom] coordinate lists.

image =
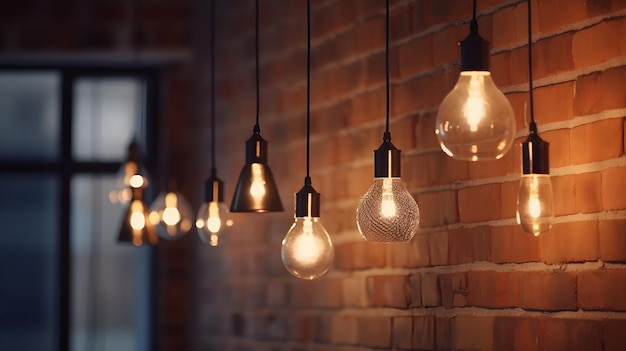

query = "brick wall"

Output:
[[195, 0, 626, 350]]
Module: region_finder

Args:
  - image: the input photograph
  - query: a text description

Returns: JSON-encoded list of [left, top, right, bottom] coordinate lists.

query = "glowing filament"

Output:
[[381, 178, 397, 218], [162, 192, 181, 226], [206, 202, 222, 233], [291, 217, 323, 266], [463, 73, 486, 132], [250, 163, 266, 198], [130, 200, 145, 230], [129, 174, 145, 188]]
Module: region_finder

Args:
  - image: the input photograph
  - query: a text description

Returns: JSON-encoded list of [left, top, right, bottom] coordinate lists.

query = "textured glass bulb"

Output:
[[356, 177, 420, 242], [109, 160, 149, 204], [516, 174, 554, 236], [281, 217, 334, 280], [436, 71, 516, 161], [196, 201, 233, 246], [149, 191, 193, 240]]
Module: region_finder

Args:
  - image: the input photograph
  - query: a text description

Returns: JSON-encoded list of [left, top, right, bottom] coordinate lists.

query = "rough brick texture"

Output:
[[7, 0, 626, 350]]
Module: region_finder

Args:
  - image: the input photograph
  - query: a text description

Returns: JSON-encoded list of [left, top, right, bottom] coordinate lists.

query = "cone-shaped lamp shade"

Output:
[[118, 187, 158, 246], [230, 131, 283, 212]]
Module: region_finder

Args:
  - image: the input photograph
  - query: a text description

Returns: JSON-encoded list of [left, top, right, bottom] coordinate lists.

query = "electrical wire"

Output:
[[527, 0, 536, 131], [254, 0, 260, 133], [210, 0, 216, 173], [384, 0, 390, 139], [306, 0, 311, 183]]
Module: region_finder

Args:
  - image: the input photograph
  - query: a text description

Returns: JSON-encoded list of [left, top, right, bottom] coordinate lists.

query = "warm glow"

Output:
[[129, 174, 145, 188], [281, 216, 334, 280], [291, 218, 324, 265], [130, 200, 146, 230], [250, 163, 266, 198], [381, 178, 397, 218], [123, 161, 138, 185], [463, 73, 486, 132], [162, 192, 181, 226], [206, 202, 222, 233], [517, 174, 554, 236]]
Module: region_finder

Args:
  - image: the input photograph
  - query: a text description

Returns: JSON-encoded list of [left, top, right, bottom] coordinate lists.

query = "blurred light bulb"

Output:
[[356, 177, 420, 242], [109, 160, 149, 204], [436, 71, 516, 161], [196, 201, 233, 247], [250, 163, 266, 199], [149, 191, 193, 240], [281, 216, 334, 280], [516, 174, 554, 236]]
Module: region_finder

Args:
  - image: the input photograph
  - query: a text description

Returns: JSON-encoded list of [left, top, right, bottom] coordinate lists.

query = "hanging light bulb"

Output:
[[356, 136, 420, 242], [282, 180, 334, 280], [516, 0, 553, 236], [118, 187, 158, 246], [356, 0, 420, 242], [230, 0, 283, 213], [196, 171, 233, 246], [109, 140, 149, 204], [435, 0, 516, 161], [149, 180, 193, 240]]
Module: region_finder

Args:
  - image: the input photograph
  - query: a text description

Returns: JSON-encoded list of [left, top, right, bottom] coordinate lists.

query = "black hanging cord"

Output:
[[210, 0, 216, 173], [527, 0, 537, 132], [470, 0, 478, 32], [254, 0, 261, 133], [305, 0, 311, 185], [384, 0, 391, 142]]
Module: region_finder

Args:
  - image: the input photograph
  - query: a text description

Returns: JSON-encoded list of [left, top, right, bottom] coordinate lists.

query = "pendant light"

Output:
[[230, 0, 283, 213], [516, 0, 554, 236], [435, 0, 516, 161], [281, 0, 334, 280], [109, 139, 149, 204], [118, 186, 158, 246], [149, 178, 194, 240], [196, 0, 233, 246], [355, 0, 420, 243]]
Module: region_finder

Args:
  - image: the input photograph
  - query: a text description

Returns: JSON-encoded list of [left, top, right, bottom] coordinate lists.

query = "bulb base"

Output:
[[295, 182, 320, 217], [245, 131, 268, 163], [460, 20, 489, 71], [374, 140, 401, 178], [204, 171, 224, 203], [522, 132, 550, 174]]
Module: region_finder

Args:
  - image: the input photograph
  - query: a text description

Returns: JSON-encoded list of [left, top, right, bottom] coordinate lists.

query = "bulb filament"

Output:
[[463, 73, 486, 132], [381, 178, 397, 218]]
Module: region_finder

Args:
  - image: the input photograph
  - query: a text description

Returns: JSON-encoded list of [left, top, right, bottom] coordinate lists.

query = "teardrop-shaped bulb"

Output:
[[356, 178, 420, 242], [281, 217, 334, 280], [149, 191, 194, 240], [516, 174, 554, 236], [196, 201, 233, 246], [436, 71, 516, 161]]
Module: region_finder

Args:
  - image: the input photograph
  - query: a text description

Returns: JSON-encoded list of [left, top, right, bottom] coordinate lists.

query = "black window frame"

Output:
[[0, 62, 160, 351]]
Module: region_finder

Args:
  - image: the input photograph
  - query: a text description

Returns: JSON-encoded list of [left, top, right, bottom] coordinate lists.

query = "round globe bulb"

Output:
[[435, 71, 516, 161], [516, 174, 554, 236], [356, 178, 420, 242], [281, 216, 334, 280], [149, 191, 193, 240], [109, 160, 149, 204], [196, 201, 233, 246]]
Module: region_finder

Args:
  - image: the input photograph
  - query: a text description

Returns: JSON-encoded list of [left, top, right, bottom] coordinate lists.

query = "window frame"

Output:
[[0, 63, 160, 351]]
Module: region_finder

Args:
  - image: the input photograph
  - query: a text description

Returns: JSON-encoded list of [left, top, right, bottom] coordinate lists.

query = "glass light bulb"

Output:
[[281, 216, 334, 280], [356, 178, 420, 242], [516, 174, 554, 236], [109, 160, 149, 204], [435, 71, 516, 161], [196, 201, 233, 246], [149, 191, 193, 240], [250, 163, 267, 199]]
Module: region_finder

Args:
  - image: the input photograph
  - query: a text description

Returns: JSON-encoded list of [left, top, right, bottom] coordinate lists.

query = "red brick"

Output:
[[542, 128, 570, 168], [467, 271, 520, 308], [468, 143, 519, 179], [520, 271, 578, 311], [491, 225, 542, 263], [541, 319, 602, 351], [329, 315, 358, 345], [574, 66, 626, 116], [392, 316, 413, 350], [341, 276, 368, 308], [534, 81, 575, 124], [602, 166, 626, 210], [458, 183, 502, 223], [599, 219, 626, 262], [416, 190, 459, 228], [311, 0, 358, 39], [421, 272, 441, 307], [429, 231, 449, 266], [439, 272, 468, 308], [435, 316, 455, 350], [408, 274, 422, 308], [390, 115, 417, 150], [448, 226, 492, 264], [414, 113, 439, 151], [351, 88, 385, 127], [427, 152, 471, 186], [579, 270, 626, 311], [355, 16, 385, 56], [540, 220, 599, 264], [535, 0, 587, 33], [492, 2, 528, 49], [493, 317, 540, 351], [366, 275, 410, 308], [358, 316, 392, 348], [455, 315, 494, 351], [432, 0, 471, 23], [389, 233, 430, 268], [571, 119, 624, 165], [412, 315, 435, 350], [574, 172, 603, 213], [334, 241, 386, 271], [533, 33, 575, 80], [604, 319, 626, 351], [500, 180, 519, 219], [432, 26, 459, 66], [573, 18, 626, 69], [551, 174, 576, 216], [398, 35, 433, 78]]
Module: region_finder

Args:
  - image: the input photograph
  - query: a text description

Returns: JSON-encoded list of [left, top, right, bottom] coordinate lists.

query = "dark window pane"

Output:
[[0, 175, 59, 351], [0, 71, 60, 161]]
